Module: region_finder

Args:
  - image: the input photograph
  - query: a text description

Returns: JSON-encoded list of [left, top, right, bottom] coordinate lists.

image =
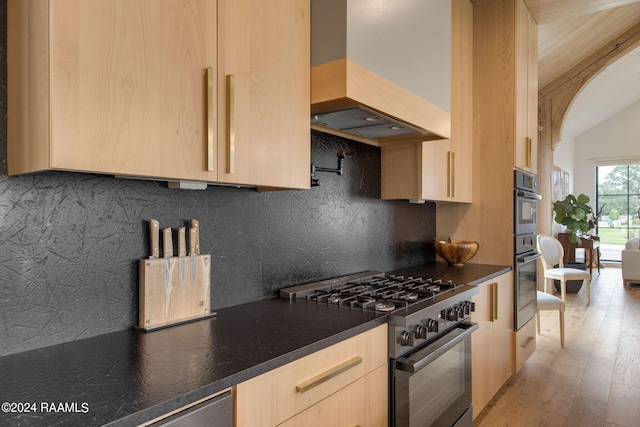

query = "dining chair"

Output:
[[536, 290, 565, 348], [537, 234, 592, 304]]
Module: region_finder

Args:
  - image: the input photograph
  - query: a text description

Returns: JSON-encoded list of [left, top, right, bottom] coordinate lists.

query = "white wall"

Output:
[[573, 98, 640, 202], [552, 136, 575, 236]]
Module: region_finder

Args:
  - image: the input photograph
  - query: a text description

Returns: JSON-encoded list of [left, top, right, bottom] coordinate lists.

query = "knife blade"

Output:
[[178, 227, 186, 285], [149, 219, 160, 259], [162, 227, 173, 291]]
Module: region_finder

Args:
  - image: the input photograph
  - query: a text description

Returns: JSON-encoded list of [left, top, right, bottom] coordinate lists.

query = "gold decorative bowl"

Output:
[[434, 240, 479, 267]]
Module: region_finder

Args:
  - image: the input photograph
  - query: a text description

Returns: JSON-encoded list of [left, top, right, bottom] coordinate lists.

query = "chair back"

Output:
[[537, 234, 565, 271]]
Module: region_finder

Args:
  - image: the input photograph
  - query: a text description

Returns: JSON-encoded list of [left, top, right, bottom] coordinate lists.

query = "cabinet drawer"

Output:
[[514, 315, 536, 373], [234, 324, 387, 427], [278, 364, 388, 427]]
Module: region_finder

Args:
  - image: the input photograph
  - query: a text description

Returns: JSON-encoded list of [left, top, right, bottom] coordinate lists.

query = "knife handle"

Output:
[[178, 227, 186, 257], [190, 219, 200, 255], [149, 219, 160, 258], [163, 227, 173, 258]]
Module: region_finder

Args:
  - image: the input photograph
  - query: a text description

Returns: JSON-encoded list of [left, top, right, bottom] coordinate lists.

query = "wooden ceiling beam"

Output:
[[526, 0, 640, 24], [539, 21, 640, 149]]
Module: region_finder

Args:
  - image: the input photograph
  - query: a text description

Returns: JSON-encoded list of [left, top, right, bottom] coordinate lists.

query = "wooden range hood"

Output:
[[311, 58, 451, 146], [310, 0, 453, 147]]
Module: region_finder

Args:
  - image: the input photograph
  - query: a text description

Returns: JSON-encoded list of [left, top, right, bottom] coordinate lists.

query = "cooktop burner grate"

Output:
[[287, 273, 463, 312]]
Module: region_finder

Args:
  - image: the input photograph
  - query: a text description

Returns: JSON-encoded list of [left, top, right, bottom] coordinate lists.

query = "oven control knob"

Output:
[[400, 331, 415, 347], [441, 309, 454, 321], [461, 300, 475, 315], [427, 319, 438, 332], [415, 325, 427, 339], [460, 302, 468, 315], [446, 308, 457, 321]]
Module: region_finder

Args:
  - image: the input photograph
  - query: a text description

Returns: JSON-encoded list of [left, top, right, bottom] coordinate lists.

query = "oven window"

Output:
[[394, 339, 471, 427], [515, 258, 538, 330], [517, 262, 537, 311], [518, 199, 536, 223]]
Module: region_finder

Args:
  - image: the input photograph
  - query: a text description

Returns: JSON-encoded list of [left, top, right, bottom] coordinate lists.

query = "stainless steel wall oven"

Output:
[[514, 170, 541, 330], [515, 189, 539, 235]]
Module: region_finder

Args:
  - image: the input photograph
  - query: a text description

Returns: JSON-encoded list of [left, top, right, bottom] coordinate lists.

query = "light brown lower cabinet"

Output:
[[471, 272, 514, 419], [514, 315, 536, 373], [234, 324, 388, 427], [278, 364, 388, 427]]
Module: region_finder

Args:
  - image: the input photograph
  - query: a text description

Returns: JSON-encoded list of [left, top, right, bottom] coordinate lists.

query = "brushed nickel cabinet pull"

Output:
[[226, 74, 236, 174], [206, 67, 214, 171], [295, 357, 362, 393]]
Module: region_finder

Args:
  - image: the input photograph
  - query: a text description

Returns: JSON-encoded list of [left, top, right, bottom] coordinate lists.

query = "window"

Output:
[[596, 164, 640, 262]]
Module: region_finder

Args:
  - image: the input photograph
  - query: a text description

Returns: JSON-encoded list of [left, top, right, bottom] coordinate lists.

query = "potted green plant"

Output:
[[553, 194, 593, 244]]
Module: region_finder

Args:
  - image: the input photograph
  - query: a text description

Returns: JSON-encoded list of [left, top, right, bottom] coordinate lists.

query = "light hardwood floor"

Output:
[[475, 266, 640, 427]]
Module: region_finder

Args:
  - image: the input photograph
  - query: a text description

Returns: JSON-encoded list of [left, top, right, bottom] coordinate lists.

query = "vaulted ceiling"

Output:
[[526, 0, 640, 90], [524, 0, 640, 140]]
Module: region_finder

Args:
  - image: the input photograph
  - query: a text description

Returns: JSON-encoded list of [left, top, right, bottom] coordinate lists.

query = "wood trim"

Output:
[[525, 0, 640, 24], [539, 21, 640, 149]]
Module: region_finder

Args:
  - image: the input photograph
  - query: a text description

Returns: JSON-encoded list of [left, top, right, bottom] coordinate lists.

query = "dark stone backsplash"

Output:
[[0, 0, 435, 357]]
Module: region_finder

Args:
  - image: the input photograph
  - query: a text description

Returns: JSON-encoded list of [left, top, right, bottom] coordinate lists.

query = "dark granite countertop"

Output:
[[387, 261, 512, 286], [0, 262, 509, 426]]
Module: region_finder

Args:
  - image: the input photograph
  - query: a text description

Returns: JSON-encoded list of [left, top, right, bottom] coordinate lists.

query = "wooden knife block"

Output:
[[138, 255, 213, 331]]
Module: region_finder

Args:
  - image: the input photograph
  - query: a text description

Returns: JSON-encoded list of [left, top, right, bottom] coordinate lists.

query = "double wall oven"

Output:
[[281, 271, 478, 427], [514, 170, 542, 330]]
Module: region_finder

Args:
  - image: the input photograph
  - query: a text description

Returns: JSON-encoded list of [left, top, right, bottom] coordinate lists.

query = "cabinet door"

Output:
[[278, 364, 388, 427], [514, 0, 537, 173], [493, 272, 515, 390], [470, 279, 493, 419], [422, 140, 455, 201], [450, 0, 473, 203], [526, 8, 539, 172], [217, 0, 310, 189], [50, 0, 218, 181], [235, 324, 387, 427], [381, 140, 457, 202], [471, 272, 514, 419]]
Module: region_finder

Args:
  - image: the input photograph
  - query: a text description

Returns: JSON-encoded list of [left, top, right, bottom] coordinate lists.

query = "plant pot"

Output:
[[554, 262, 587, 293]]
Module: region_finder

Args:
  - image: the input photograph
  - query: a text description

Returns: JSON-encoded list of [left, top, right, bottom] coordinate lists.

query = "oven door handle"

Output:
[[516, 190, 542, 200], [516, 252, 542, 263], [395, 322, 478, 374]]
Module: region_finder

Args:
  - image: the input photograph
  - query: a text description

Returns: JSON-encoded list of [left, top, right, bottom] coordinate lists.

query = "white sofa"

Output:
[[622, 237, 640, 287]]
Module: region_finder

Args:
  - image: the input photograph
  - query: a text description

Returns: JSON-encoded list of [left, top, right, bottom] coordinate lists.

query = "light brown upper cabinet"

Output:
[[217, 0, 310, 189], [514, 0, 538, 174], [381, 0, 473, 203], [8, 0, 310, 190]]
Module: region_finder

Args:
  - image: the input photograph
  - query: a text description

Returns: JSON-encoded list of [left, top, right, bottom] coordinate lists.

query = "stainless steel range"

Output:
[[280, 270, 479, 427]]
